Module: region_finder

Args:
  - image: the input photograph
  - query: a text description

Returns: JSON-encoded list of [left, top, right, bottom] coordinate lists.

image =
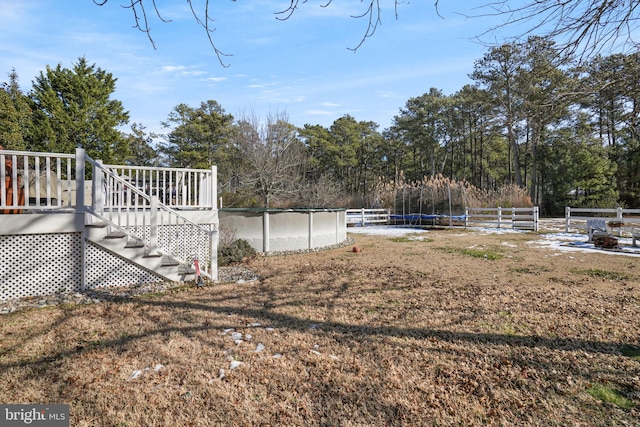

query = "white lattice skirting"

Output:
[[0, 233, 164, 300]]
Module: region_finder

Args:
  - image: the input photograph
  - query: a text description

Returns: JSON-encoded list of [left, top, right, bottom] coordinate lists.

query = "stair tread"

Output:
[[125, 240, 146, 248], [105, 232, 127, 238]]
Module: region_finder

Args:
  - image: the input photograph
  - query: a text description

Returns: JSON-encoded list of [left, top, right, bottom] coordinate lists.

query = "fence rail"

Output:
[[346, 208, 390, 226], [565, 207, 640, 239], [465, 207, 539, 231]]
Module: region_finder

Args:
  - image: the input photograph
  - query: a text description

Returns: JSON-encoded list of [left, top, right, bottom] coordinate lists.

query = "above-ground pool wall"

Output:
[[219, 209, 347, 253]]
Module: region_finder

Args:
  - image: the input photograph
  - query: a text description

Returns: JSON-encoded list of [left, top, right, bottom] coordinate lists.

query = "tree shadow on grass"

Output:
[[1, 286, 638, 425], [0, 290, 633, 371]]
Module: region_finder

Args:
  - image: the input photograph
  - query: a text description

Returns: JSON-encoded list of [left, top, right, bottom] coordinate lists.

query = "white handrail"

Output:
[[86, 156, 216, 278]]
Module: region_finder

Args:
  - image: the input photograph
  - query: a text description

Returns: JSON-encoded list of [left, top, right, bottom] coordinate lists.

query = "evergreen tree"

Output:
[[160, 100, 234, 168], [159, 100, 236, 192], [123, 123, 159, 166], [29, 57, 129, 162], [0, 70, 32, 150]]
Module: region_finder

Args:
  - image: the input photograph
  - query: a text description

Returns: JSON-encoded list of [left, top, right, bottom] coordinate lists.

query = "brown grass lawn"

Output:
[[1, 229, 639, 426]]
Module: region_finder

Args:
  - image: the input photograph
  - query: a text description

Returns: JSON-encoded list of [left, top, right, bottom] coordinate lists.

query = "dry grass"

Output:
[[1, 230, 639, 426]]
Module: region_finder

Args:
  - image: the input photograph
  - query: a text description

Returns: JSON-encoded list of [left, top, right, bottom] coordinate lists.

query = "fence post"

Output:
[[497, 207, 502, 228], [464, 207, 468, 228], [76, 148, 86, 291], [263, 211, 270, 253], [565, 207, 570, 233], [210, 165, 217, 210], [533, 206, 539, 232], [149, 195, 159, 256], [75, 148, 85, 213], [92, 159, 104, 215], [617, 206, 623, 221], [361, 207, 366, 226], [209, 224, 218, 281], [210, 165, 218, 281], [308, 210, 314, 249]]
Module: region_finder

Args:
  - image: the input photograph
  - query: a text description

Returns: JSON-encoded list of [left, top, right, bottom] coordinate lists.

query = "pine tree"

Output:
[[29, 57, 129, 162]]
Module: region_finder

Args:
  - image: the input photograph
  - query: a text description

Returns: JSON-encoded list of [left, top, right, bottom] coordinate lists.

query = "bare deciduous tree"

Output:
[[233, 111, 306, 208], [96, 1, 638, 65], [460, 0, 640, 61], [94, 1, 402, 66]]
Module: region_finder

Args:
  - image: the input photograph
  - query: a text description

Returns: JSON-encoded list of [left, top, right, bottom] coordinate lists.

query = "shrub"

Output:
[[218, 226, 257, 266]]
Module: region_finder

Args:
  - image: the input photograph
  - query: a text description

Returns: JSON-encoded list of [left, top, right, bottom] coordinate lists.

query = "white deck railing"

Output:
[[1, 149, 79, 212], [1, 149, 216, 212], [1, 148, 218, 278], [103, 164, 216, 209]]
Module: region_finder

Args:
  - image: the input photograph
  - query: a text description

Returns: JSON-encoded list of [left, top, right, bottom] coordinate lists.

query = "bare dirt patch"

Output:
[[1, 228, 639, 426]]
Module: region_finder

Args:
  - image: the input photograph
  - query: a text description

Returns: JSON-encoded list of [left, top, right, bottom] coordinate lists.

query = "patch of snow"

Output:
[[128, 370, 143, 381], [529, 235, 640, 257], [348, 226, 429, 237], [349, 225, 640, 257]]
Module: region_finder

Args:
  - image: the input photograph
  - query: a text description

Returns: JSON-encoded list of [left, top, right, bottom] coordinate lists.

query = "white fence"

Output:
[[346, 208, 390, 226], [565, 207, 640, 239], [465, 207, 539, 231]]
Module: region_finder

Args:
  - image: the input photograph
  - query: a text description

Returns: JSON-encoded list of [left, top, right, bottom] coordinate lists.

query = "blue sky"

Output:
[[0, 1, 525, 136]]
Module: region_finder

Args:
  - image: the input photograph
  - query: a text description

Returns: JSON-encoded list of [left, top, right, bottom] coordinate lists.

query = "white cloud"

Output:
[[377, 90, 400, 99], [305, 110, 334, 116], [181, 70, 207, 77], [203, 76, 228, 82], [161, 65, 187, 72]]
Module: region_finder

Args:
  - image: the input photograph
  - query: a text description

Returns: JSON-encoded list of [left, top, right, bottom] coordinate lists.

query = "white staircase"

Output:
[[82, 157, 216, 283], [85, 222, 197, 282]]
